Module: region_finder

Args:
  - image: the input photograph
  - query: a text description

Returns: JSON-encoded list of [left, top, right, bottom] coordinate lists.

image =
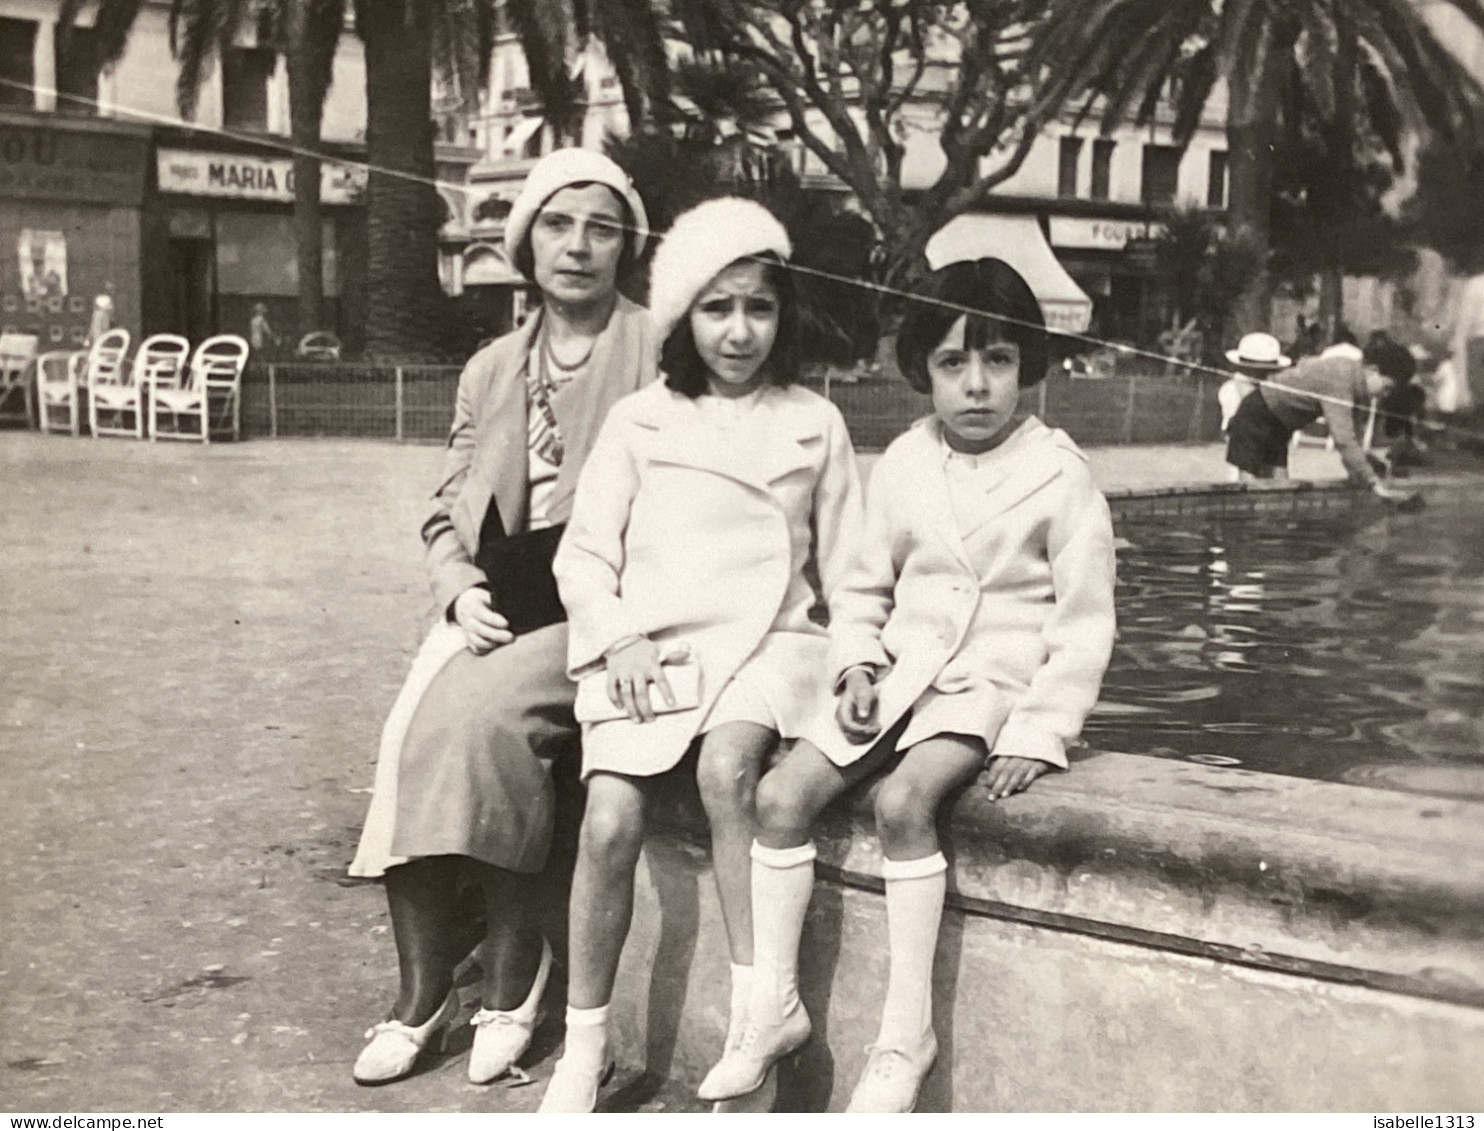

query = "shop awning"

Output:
[[924, 213, 1093, 334]]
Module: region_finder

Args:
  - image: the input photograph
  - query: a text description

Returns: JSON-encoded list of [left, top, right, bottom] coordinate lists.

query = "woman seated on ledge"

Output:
[[346, 148, 656, 1089], [1222, 330, 1417, 504]]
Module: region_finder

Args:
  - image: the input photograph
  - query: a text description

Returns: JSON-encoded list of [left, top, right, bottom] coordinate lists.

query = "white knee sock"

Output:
[[877, 853, 947, 1048], [562, 1003, 610, 1065], [729, 962, 753, 1035], [748, 840, 816, 1025]]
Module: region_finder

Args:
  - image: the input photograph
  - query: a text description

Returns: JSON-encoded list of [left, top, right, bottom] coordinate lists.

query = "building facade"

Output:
[[459, 29, 1231, 348], [0, 0, 482, 355]]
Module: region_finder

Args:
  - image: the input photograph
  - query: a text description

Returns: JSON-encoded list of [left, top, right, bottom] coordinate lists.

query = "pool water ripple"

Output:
[[1090, 489, 1484, 798]]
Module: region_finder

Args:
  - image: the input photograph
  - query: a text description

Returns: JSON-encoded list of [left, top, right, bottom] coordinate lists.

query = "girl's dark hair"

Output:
[[661, 254, 801, 398], [895, 257, 1049, 393], [511, 182, 640, 281]]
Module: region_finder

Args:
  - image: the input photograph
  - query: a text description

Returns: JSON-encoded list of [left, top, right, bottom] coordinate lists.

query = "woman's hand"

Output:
[[605, 637, 675, 723], [836, 666, 881, 744], [984, 755, 1050, 801], [453, 587, 514, 655]]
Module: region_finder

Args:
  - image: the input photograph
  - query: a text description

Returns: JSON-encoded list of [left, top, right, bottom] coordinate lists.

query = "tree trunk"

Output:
[[287, 0, 325, 342], [1225, 24, 1290, 333], [355, 0, 447, 360], [1319, 19, 1359, 341]]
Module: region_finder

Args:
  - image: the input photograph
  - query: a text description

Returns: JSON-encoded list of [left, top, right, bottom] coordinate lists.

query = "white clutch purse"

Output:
[[574, 646, 702, 724]]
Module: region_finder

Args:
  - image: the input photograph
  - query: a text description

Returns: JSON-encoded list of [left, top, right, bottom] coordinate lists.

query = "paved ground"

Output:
[[0, 431, 1351, 1114]]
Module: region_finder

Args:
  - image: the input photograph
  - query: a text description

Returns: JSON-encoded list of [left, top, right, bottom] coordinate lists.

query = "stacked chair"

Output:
[[37, 348, 89, 435], [0, 332, 39, 426], [150, 335, 250, 443], [29, 331, 248, 443]]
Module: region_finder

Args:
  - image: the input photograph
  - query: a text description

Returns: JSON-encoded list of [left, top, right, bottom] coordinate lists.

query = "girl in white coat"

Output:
[[538, 198, 863, 1112], [700, 257, 1118, 1112]]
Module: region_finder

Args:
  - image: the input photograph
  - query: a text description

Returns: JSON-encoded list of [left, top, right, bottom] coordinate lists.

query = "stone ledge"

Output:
[[649, 749, 1484, 1009]]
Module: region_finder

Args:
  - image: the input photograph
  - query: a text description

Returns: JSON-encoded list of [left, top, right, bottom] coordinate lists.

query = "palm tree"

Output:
[[60, 0, 342, 341], [1024, 0, 1484, 332]]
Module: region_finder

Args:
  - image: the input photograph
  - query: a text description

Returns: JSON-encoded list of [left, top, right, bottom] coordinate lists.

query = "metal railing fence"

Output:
[[241, 361, 1225, 449]]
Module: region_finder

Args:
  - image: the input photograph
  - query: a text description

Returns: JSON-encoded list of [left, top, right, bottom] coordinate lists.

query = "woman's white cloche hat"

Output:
[[1225, 331, 1291, 370], [647, 197, 792, 343], [503, 148, 650, 270]]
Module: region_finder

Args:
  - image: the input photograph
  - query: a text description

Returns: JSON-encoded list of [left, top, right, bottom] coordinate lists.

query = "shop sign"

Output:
[[0, 123, 148, 205], [156, 149, 368, 204], [1049, 216, 1163, 250]]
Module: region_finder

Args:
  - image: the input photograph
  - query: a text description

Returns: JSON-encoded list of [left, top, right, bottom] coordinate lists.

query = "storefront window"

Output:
[[1091, 139, 1114, 201], [1058, 136, 1082, 198], [0, 18, 37, 107], [1141, 144, 1181, 206], [223, 47, 274, 131], [1207, 150, 1228, 209], [54, 25, 100, 116]]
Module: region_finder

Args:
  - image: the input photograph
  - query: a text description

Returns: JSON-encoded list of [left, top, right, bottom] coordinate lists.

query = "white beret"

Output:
[[503, 147, 650, 272], [647, 197, 792, 343]]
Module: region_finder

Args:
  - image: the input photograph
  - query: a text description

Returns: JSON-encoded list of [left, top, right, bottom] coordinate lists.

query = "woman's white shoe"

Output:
[[352, 989, 460, 1085], [468, 939, 553, 1083]]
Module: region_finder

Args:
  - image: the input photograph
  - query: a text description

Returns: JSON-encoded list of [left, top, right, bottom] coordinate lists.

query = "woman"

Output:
[[347, 148, 657, 1088]]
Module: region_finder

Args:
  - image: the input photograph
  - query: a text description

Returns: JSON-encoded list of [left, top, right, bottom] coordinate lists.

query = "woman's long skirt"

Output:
[[349, 619, 578, 878]]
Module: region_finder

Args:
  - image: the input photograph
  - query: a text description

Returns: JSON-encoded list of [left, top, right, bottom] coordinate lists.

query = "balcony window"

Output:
[[54, 25, 100, 116], [1090, 138, 1114, 201], [222, 46, 275, 131], [1207, 150, 1228, 209], [1141, 144, 1182, 205], [0, 18, 37, 107], [1058, 136, 1082, 198]]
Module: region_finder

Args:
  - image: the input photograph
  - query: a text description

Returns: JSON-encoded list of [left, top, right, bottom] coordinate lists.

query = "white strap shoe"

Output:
[[352, 989, 460, 1085], [468, 939, 553, 1084]]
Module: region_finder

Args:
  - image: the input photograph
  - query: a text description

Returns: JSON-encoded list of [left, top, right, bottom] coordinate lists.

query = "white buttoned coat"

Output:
[[806, 416, 1117, 770], [554, 380, 863, 777]]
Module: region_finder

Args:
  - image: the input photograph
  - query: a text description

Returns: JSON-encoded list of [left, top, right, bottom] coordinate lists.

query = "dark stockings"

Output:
[[383, 855, 545, 1024]]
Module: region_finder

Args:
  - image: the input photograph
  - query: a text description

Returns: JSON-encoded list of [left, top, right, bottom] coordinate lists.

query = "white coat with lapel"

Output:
[[809, 415, 1116, 770], [555, 380, 863, 777]]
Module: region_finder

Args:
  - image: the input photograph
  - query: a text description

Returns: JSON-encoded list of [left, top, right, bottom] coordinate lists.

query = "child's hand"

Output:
[[605, 636, 675, 724], [984, 755, 1050, 801], [836, 667, 881, 744]]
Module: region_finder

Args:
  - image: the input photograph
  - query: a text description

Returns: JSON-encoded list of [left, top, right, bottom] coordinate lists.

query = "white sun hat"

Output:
[[1225, 331, 1291, 370], [647, 197, 792, 343], [503, 148, 650, 272]]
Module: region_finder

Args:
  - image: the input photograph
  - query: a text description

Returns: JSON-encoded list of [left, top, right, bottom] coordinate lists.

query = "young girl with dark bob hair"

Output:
[[537, 197, 863, 1112], [700, 256, 1117, 1112]]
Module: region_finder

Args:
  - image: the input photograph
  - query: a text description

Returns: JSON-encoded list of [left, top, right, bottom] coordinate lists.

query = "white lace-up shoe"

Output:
[[845, 1030, 939, 1113], [697, 1003, 810, 1102]]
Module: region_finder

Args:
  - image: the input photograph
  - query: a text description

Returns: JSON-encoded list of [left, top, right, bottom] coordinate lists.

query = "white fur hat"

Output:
[[504, 148, 649, 272], [648, 197, 792, 343]]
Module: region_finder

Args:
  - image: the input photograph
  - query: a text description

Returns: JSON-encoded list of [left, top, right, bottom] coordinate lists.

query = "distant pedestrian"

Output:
[[86, 286, 114, 347], [248, 303, 280, 356], [1223, 330, 1415, 503]]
